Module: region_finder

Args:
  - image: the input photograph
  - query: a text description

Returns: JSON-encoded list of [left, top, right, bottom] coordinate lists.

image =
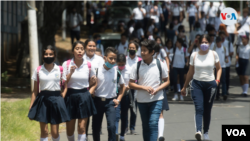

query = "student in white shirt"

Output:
[[83, 39, 105, 70], [62, 41, 97, 141], [236, 35, 250, 97], [186, 2, 198, 32], [188, 34, 201, 54], [199, 11, 207, 32], [115, 33, 129, 55], [171, 38, 190, 101], [129, 39, 169, 141], [155, 36, 170, 69], [190, 22, 204, 44], [181, 34, 222, 141], [206, 2, 218, 25], [235, 9, 250, 47], [131, 1, 146, 25], [93, 34, 104, 56], [92, 47, 126, 141], [213, 37, 229, 101], [214, 11, 222, 32], [28, 45, 70, 141], [198, 1, 208, 19], [171, 2, 183, 23], [208, 33, 216, 50], [165, 39, 174, 91], [127, 37, 142, 57]]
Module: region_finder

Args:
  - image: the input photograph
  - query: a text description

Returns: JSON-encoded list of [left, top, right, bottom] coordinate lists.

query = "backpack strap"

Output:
[[156, 59, 162, 85], [36, 66, 42, 94], [171, 47, 177, 66], [138, 57, 142, 62], [87, 61, 91, 79], [136, 61, 142, 82], [116, 70, 121, 94]]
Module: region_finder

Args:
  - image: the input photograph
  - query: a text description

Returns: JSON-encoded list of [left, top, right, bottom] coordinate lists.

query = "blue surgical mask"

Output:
[[105, 61, 116, 69]]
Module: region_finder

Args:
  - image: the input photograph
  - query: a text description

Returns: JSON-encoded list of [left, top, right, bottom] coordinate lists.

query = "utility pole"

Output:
[[240, 1, 243, 17], [62, 9, 67, 40], [27, 1, 39, 91]]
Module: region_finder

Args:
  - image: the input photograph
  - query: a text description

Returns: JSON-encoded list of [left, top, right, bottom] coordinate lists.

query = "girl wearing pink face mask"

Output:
[[115, 54, 136, 141]]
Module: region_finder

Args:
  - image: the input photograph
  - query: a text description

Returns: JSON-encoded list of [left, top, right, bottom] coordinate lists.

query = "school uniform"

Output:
[[207, 6, 218, 25], [224, 40, 234, 93], [130, 58, 168, 141], [237, 44, 250, 75], [28, 64, 70, 124], [115, 41, 129, 55], [92, 66, 125, 141], [189, 50, 219, 133], [236, 16, 250, 46], [165, 47, 174, 90], [187, 5, 198, 32], [213, 45, 229, 99], [83, 54, 104, 70], [62, 59, 97, 120], [171, 5, 183, 23], [190, 30, 204, 43], [199, 17, 207, 32], [96, 44, 105, 56], [172, 47, 190, 93]]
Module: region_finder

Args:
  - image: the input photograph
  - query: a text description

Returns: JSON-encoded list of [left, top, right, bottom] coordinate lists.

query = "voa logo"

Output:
[[220, 7, 238, 25], [226, 129, 246, 136]]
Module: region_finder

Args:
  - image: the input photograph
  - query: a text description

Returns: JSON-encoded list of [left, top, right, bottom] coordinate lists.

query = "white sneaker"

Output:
[[195, 131, 202, 141], [172, 94, 179, 101], [180, 95, 184, 101], [203, 132, 210, 140]]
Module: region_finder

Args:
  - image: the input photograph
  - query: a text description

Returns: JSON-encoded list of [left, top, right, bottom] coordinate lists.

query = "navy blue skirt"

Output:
[[64, 88, 97, 120], [162, 89, 169, 111], [28, 91, 70, 124], [238, 58, 249, 75]]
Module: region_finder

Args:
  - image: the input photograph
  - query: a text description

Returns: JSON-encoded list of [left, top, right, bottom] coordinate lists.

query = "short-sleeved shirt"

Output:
[[62, 59, 96, 89], [190, 50, 220, 81], [133, 7, 146, 20], [31, 64, 67, 91], [187, 6, 197, 17], [199, 18, 207, 32], [83, 54, 105, 70], [199, 4, 208, 15], [95, 66, 124, 98], [118, 66, 130, 87], [223, 39, 234, 67], [130, 58, 169, 103], [172, 47, 190, 68], [153, 48, 167, 60], [237, 44, 250, 59], [126, 56, 141, 71], [66, 13, 83, 31], [237, 16, 250, 33], [116, 41, 129, 55], [208, 6, 218, 18], [171, 6, 183, 16], [165, 47, 174, 63], [214, 45, 229, 68]]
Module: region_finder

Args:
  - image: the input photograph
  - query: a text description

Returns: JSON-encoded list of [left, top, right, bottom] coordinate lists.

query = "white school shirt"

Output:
[[214, 45, 229, 68], [165, 47, 174, 63], [83, 54, 105, 70], [118, 67, 130, 87], [66, 13, 83, 31], [187, 6, 197, 17], [31, 64, 67, 91], [207, 6, 217, 18], [153, 48, 167, 60], [199, 18, 207, 32], [116, 41, 129, 55], [173, 35, 189, 48], [199, 4, 208, 15], [171, 6, 183, 16], [148, 25, 155, 35], [95, 66, 125, 98], [133, 7, 146, 20], [62, 59, 96, 89], [126, 56, 141, 71], [237, 44, 250, 59], [190, 50, 220, 81], [130, 58, 168, 103], [172, 47, 190, 68], [237, 16, 250, 33], [227, 24, 236, 34], [96, 44, 104, 56], [214, 17, 222, 32], [151, 14, 159, 23], [223, 39, 234, 67]]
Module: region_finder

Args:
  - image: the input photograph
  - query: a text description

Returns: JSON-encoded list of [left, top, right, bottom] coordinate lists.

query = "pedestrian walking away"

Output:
[[181, 34, 222, 141]]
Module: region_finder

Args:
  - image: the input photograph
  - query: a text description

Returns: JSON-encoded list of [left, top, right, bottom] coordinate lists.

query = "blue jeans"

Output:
[[191, 79, 217, 133], [138, 100, 163, 141], [215, 68, 227, 98], [92, 97, 116, 141]]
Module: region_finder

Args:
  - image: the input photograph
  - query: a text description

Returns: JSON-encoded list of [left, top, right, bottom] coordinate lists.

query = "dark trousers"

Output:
[[172, 67, 185, 93], [226, 67, 230, 93], [229, 34, 235, 44], [215, 68, 227, 98], [188, 16, 196, 32], [70, 30, 80, 45], [172, 16, 180, 23], [191, 79, 217, 133], [92, 97, 116, 141]]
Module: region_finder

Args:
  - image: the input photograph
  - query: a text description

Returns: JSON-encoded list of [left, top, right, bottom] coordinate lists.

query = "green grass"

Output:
[[1, 98, 40, 141]]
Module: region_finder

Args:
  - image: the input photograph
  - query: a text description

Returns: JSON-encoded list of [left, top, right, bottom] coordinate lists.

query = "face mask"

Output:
[[129, 50, 136, 55], [44, 57, 54, 64], [96, 40, 101, 44], [105, 61, 116, 69], [118, 66, 125, 70], [200, 43, 209, 51]]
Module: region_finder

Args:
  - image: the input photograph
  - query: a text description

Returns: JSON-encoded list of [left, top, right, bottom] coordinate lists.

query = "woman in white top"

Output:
[[62, 41, 97, 141], [171, 1, 183, 23], [155, 36, 170, 68], [236, 35, 250, 97], [181, 34, 222, 141], [28, 45, 70, 141]]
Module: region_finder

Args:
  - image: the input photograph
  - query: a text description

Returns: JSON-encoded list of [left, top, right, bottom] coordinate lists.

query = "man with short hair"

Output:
[[131, 1, 146, 26]]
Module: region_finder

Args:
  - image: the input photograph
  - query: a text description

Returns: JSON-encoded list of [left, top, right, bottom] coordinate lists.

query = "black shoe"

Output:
[[243, 93, 248, 97], [158, 136, 165, 141], [223, 95, 227, 100], [215, 97, 220, 101]]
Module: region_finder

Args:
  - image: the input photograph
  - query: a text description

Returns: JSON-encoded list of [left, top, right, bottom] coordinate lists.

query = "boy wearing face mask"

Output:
[[94, 34, 104, 56], [92, 47, 126, 141]]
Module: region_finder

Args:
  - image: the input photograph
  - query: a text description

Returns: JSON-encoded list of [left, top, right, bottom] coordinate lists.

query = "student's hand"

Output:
[[126, 86, 130, 91], [181, 88, 186, 96], [152, 88, 159, 95], [61, 93, 66, 98], [143, 86, 155, 94], [89, 76, 96, 86], [113, 99, 120, 107], [70, 66, 77, 74]]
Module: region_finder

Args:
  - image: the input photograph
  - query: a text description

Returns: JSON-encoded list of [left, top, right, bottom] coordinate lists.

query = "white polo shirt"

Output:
[[214, 45, 229, 68], [171, 6, 183, 16], [199, 4, 208, 15], [208, 6, 218, 18], [199, 18, 207, 32], [62, 59, 96, 89], [130, 58, 168, 103], [126, 56, 141, 71], [83, 54, 105, 70], [153, 48, 167, 60], [237, 44, 250, 59], [95, 65, 125, 98], [165, 48, 174, 63], [96, 44, 104, 56], [118, 66, 130, 87], [187, 6, 197, 17], [223, 40, 234, 67], [133, 7, 146, 20], [172, 47, 190, 68], [116, 41, 129, 55], [31, 64, 67, 91], [237, 16, 250, 33]]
